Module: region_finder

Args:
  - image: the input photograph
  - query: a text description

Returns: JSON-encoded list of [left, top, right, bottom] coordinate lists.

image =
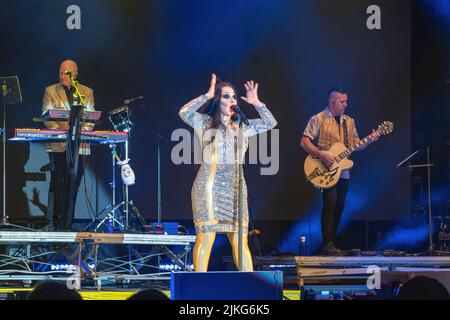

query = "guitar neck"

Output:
[[336, 133, 375, 161]]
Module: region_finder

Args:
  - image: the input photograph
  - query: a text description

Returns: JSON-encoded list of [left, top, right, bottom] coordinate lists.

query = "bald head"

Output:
[[59, 60, 78, 87]]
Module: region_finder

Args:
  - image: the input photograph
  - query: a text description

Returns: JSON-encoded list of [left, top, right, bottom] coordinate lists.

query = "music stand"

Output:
[[0, 76, 32, 230], [397, 147, 448, 255]]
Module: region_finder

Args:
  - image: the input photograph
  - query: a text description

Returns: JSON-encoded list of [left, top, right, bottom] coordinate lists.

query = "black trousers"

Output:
[[48, 152, 85, 231], [321, 178, 350, 245]]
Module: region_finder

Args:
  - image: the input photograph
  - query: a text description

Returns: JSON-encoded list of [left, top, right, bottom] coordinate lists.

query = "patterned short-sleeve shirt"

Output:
[[303, 108, 359, 179]]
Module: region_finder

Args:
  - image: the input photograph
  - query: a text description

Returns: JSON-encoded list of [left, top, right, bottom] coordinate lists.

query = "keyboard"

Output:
[[9, 129, 128, 144]]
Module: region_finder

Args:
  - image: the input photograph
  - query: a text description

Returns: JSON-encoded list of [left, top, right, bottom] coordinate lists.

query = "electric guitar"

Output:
[[304, 121, 394, 189]]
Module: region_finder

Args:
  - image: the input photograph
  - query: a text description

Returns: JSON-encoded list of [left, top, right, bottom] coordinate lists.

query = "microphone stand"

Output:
[[231, 106, 250, 271], [0, 76, 33, 231], [69, 74, 87, 109], [59, 75, 85, 231], [398, 147, 449, 256], [120, 138, 146, 231], [156, 132, 164, 225], [237, 121, 244, 271]]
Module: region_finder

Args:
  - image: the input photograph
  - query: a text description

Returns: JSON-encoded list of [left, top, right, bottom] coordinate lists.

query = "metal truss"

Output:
[[0, 231, 195, 288]]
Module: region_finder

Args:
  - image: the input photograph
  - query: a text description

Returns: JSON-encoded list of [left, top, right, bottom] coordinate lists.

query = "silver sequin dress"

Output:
[[179, 95, 277, 234]]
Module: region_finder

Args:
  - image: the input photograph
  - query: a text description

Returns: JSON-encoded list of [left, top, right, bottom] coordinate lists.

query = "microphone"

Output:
[[124, 96, 144, 105], [232, 105, 250, 126], [63, 71, 77, 82]]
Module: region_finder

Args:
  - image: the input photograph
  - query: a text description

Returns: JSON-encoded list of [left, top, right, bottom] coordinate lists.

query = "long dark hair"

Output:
[[202, 81, 238, 129]]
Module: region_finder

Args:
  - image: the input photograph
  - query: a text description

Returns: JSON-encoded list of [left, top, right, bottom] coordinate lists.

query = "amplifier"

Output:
[[301, 285, 377, 300], [171, 271, 283, 300]]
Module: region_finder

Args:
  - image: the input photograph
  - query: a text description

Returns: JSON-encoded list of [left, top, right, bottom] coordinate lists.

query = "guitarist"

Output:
[[300, 87, 380, 255]]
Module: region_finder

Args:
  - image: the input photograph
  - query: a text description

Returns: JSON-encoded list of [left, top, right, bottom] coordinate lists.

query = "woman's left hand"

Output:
[[241, 80, 262, 107]]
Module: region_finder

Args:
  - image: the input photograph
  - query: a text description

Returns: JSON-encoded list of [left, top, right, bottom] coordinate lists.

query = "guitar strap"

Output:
[[341, 115, 350, 148]]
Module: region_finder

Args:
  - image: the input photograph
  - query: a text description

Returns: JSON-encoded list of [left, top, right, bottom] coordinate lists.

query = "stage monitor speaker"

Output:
[[170, 271, 283, 300]]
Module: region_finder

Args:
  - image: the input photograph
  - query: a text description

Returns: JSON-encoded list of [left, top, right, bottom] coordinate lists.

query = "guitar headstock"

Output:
[[377, 121, 394, 135]]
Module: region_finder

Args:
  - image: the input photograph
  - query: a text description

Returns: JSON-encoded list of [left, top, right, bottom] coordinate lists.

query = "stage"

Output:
[[0, 230, 449, 299], [232, 254, 450, 299], [0, 230, 195, 290]]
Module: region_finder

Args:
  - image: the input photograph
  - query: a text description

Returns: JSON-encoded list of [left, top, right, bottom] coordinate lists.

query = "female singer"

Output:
[[179, 74, 277, 271]]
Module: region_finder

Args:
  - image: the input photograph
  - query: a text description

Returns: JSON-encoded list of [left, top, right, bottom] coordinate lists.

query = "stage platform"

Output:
[[0, 231, 196, 289], [221, 254, 450, 298], [251, 255, 450, 278], [0, 231, 196, 245], [1, 230, 450, 299], [249, 255, 450, 298]]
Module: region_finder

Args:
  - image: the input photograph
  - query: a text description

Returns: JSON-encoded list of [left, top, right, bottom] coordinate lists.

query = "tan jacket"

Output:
[[42, 83, 95, 154]]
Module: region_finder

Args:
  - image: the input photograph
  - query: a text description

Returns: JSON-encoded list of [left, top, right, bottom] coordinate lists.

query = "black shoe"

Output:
[[322, 242, 342, 256]]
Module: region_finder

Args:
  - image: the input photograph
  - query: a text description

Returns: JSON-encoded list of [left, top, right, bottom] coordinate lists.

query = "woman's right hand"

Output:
[[205, 74, 216, 99]]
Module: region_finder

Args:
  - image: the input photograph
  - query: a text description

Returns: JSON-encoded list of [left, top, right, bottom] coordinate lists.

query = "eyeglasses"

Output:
[[222, 93, 237, 100]]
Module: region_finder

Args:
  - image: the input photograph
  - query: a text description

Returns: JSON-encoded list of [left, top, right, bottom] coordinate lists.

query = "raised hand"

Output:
[[241, 80, 262, 107], [205, 74, 217, 100]]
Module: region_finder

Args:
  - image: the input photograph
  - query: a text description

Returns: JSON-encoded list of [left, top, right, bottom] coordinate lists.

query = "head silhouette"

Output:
[[127, 288, 170, 300], [396, 276, 450, 300], [27, 280, 82, 300]]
